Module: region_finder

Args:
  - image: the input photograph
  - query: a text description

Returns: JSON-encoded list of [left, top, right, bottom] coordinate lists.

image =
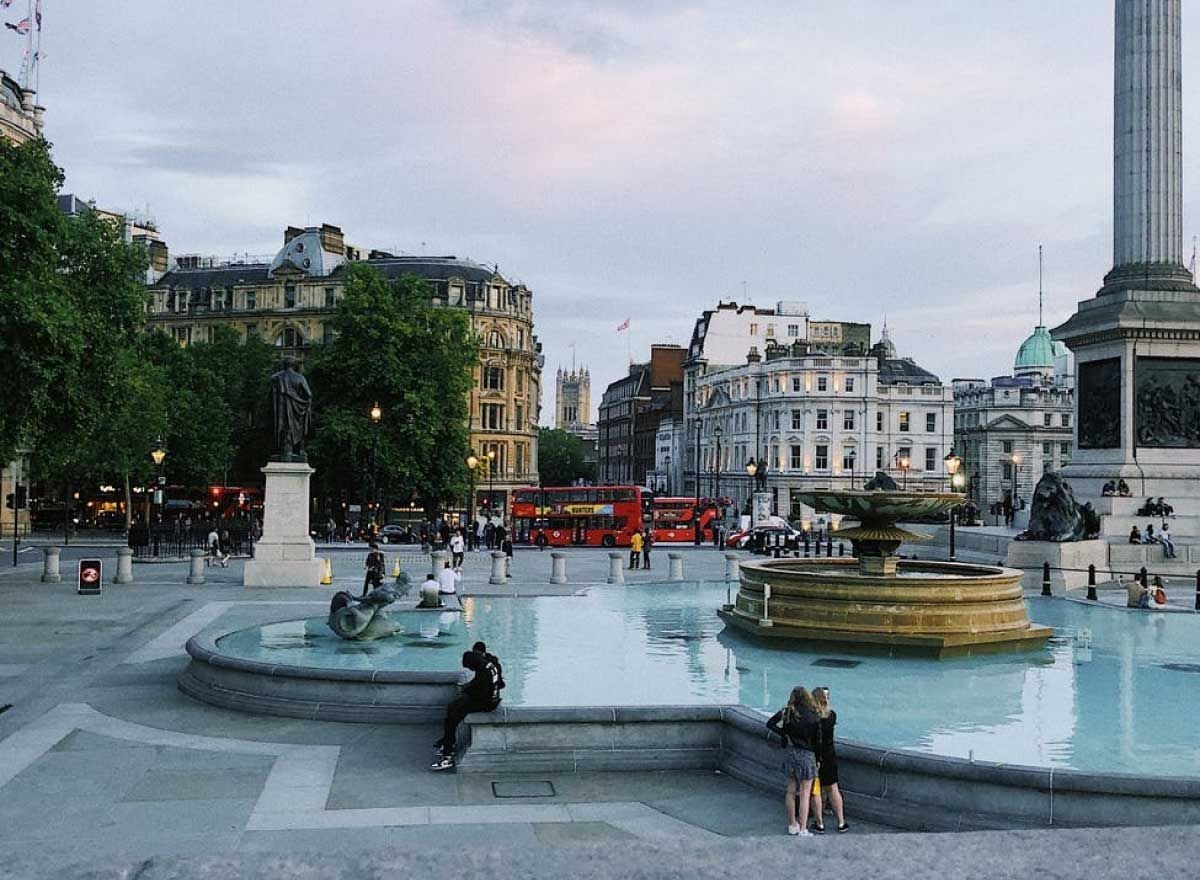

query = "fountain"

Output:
[[717, 479, 1053, 656]]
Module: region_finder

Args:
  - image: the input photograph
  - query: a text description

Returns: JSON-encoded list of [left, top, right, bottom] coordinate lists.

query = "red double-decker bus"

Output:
[[650, 497, 722, 543], [510, 485, 651, 547]]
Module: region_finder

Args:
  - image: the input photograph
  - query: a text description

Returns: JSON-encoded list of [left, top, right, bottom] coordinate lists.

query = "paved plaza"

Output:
[[0, 544, 1196, 878]]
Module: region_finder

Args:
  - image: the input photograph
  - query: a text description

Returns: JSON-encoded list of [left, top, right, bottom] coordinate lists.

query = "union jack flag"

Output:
[[616, 318, 630, 332], [5, 17, 29, 34]]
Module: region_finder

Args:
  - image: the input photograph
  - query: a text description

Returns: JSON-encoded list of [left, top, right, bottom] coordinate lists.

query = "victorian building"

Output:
[[145, 223, 543, 516], [596, 346, 685, 486], [953, 325, 1074, 513], [690, 329, 954, 525]]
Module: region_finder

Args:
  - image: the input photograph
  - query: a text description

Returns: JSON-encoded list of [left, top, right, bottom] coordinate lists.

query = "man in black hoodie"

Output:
[[432, 648, 503, 770]]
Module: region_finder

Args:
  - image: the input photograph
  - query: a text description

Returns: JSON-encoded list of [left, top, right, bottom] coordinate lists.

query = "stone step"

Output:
[[1098, 514, 1198, 538]]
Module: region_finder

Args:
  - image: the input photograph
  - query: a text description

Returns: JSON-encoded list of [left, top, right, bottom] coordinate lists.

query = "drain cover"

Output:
[[492, 780, 556, 798], [1161, 663, 1200, 674], [812, 658, 861, 669]]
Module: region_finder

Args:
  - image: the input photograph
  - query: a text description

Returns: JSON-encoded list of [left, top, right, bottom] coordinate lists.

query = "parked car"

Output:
[[736, 524, 804, 552], [378, 524, 415, 544]]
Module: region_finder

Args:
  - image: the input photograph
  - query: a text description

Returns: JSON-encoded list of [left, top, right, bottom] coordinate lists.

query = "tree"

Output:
[[307, 263, 478, 516], [537, 427, 594, 486]]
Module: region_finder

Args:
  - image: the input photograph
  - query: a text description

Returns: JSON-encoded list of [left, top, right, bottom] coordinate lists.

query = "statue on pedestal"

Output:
[[270, 358, 312, 462]]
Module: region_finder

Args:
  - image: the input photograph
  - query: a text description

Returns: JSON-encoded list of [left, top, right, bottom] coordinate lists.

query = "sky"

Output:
[[9, 1, 1200, 423]]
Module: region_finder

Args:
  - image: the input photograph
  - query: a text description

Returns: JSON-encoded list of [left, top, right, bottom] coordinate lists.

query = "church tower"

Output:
[[555, 366, 591, 431]]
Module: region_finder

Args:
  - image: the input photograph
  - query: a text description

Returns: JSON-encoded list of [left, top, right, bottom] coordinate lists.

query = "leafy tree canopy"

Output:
[[537, 427, 594, 487]]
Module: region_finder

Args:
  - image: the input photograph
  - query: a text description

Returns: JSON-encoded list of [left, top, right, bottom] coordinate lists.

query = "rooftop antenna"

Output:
[[1037, 244, 1044, 326]]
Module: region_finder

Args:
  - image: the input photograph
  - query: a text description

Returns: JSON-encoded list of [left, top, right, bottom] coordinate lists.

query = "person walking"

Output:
[[363, 542, 386, 596], [450, 530, 465, 567], [629, 530, 644, 569], [810, 686, 849, 833], [642, 530, 653, 570], [206, 526, 221, 567], [766, 686, 823, 836]]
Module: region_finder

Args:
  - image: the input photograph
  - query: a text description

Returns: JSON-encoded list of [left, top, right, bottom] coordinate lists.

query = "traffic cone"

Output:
[[321, 558, 332, 586], [391, 558, 401, 578]]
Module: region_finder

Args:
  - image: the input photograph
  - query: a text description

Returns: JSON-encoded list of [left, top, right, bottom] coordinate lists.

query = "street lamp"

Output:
[[148, 439, 168, 525], [944, 452, 962, 562], [664, 453, 672, 496], [898, 453, 911, 491], [486, 449, 496, 519], [369, 403, 382, 529], [1009, 452, 1021, 523], [713, 426, 723, 506], [467, 453, 479, 535], [693, 418, 702, 546]]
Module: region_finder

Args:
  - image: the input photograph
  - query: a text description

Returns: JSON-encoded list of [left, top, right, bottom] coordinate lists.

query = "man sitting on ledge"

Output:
[[432, 648, 503, 771]]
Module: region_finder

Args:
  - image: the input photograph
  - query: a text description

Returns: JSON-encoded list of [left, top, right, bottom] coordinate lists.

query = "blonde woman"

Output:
[[812, 686, 849, 832], [766, 686, 823, 836]]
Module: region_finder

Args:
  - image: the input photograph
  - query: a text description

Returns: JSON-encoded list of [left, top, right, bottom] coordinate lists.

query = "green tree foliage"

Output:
[[307, 263, 478, 514], [537, 427, 594, 486]]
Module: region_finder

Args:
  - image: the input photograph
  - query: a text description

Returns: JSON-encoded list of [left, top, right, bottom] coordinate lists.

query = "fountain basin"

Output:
[[719, 557, 1053, 656]]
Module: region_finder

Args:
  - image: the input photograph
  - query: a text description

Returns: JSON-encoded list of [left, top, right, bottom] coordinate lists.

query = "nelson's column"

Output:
[[1054, 0, 1200, 507]]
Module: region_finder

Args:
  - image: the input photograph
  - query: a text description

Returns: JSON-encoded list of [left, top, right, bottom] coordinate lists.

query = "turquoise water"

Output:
[[216, 583, 1200, 776]]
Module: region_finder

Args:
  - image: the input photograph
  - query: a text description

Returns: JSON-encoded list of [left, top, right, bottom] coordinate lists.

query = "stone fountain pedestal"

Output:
[[243, 461, 325, 588]]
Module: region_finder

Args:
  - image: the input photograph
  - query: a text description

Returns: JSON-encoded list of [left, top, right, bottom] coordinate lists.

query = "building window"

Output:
[[843, 410, 855, 431], [484, 366, 505, 390], [842, 447, 857, 471], [876, 411, 883, 432], [1002, 440, 1013, 453], [323, 323, 335, 344], [816, 409, 828, 430], [1043, 441, 1053, 455], [817, 376, 828, 392], [1061, 441, 1071, 455], [899, 412, 910, 432], [766, 323, 775, 338], [275, 326, 304, 348], [172, 326, 191, 346], [790, 445, 804, 470], [792, 377, 803, 392], [1043, 413, 1052, 427], [245, 324, 258, 340], [1062, 414, 1071, 427], [792, 410, 804, 430], [488, 330, 504, 348], [516, 370, 525, 393], [876, 447, 884, 468], [324, 287, 335, 308], [845, 377, 854, 392], [246, 291, 257, 310], [749, 323, 758, 335], [925, 413, 936, 432], [515, 404, 524, 430], [898, 447, 912, 468], [815, 445, 829, 470], [787, 324, 800, 338], [517, 329, 525, 349], [1003, 463, 1013, 480], [284, 284, 297, 309], [925, 447, 936, 471], [515, 444, 526, 476], [482, 403, 505, 430]]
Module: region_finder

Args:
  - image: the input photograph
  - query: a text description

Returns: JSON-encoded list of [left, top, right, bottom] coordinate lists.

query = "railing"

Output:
[[128, 520, 253, 559]]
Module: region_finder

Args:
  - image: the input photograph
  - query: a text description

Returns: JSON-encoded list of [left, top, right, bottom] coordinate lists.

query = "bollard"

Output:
[[114, 547, 134, 584], [668, 551, 684, 580], [1195, 569, 1200, 611], [607, 551, 625, 585], [1086, 564, 1097, 601], [549, 551, 568, 584], [724, 552, 740, 582], [41, 546, 62, 583], [432, 549, 450, 575], [760, 582, 771, 626], [488, 551, 507, 585], [505, 556, 512, 580], [187, 548, 207, 584], [826, 538, 833, 558], [803, 538, 810, 558], [838, 542, 845, 558], [1139, 566, 1149, 588], [1041, 561, 1051, 596]]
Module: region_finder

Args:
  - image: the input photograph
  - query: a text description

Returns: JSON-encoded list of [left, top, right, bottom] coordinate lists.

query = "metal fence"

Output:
[[129, 520, 253, 559]]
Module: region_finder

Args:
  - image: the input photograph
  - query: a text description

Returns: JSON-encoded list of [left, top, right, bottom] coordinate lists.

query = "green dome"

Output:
[[1014, 326, 1055, 372]]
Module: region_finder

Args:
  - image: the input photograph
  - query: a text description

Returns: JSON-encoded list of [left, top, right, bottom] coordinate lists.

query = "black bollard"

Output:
[[1086, 564, 1097, 601], [1195, 570, 1200, 612], [803, 536, 810, 558], [838, 542, 845, 557], [826, 538, 833, 558], [1041, 561, 1052, 596], [1139, 566, 1149, 588]]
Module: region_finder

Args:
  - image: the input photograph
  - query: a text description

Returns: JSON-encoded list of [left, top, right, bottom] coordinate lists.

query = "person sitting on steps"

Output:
[[432, 649, 503, 771]]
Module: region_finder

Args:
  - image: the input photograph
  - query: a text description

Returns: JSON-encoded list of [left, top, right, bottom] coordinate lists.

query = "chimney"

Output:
[[283, 226, 304, 244], [320, 223, 345, 255]]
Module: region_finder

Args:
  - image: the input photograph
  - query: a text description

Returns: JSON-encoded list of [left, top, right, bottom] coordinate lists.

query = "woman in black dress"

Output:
[[812, 686, 848, 832]]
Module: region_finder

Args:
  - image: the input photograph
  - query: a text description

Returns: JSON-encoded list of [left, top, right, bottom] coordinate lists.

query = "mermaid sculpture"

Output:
[[328, 585, 400, 640]]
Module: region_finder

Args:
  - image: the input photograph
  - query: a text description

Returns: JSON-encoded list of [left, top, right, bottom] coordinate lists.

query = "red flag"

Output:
[[5, 17, 30, 34], [616, 318, 630, 332]]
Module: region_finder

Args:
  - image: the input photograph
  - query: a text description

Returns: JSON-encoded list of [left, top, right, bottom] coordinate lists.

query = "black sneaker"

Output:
[[811, 823, 825, 835], [431, 755, 456, 771], [837, 822, 850, 833]]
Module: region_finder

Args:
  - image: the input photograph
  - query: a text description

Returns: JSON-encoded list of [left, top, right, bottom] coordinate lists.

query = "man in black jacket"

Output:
[[432, 649, 503, 770]]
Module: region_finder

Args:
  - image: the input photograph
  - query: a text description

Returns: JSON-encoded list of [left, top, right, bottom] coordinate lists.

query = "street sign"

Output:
[[78, 559, 103, 595]]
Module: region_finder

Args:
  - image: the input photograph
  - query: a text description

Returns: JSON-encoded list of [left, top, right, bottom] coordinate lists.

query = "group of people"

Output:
[[766, 685, 848, 836], [1100, 479, 1134, 498], [628, 529, 653, 569], [205, 526, 233, 567], [1128, 522, 1177, 558], [1127, 574, 1170, 609], [1136, 496, 1175, 518]]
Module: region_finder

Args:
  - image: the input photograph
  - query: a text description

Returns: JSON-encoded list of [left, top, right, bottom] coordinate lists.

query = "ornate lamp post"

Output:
[[693, 418, 702, 546], [466, 452, 479, 530], [149, 439, 168, 523], [1009, 451, 1021, 522], [898, 453, 911, 491], [944, 451, 962, 561], [713, 426, 723, 506], [664, 453, 671, 496], [486, 449, 496, 520], [369, 402, 382, 528]]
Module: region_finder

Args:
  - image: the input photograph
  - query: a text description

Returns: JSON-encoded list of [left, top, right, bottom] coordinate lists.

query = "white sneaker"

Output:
[[787, 823, 801, 836], [798, 828, 812, 837]]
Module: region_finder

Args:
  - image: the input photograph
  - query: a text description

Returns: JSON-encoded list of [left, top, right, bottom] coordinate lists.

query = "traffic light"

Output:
[[4, 494, 12, 511], [15, 485, 26, 508]]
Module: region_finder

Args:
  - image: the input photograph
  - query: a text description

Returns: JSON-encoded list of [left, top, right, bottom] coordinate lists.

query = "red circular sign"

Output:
[[81, 568, 99, 583]]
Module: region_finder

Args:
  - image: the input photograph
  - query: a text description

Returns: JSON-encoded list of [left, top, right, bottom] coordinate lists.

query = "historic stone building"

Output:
[[145, 223, 543, 517], [597, 346, 685, 486], [555, 367, 591, 432], [953, 324, 1075, 515], [690, 329, 954, 526]]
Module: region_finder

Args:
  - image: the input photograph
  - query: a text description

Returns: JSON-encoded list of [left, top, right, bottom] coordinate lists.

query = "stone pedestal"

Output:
[[724, 552, 740, 582], [114, 547, 134, 584], [549, 551, 567, 584], [668, 552, 684, 580], [187, 549, 207, 585], [41, 546, 61, 583], [243, 461, 325, 588], [1005, 539, 1109, 592], [488, 551, 507, 585], [751, 492, 773, 528], [607, 552, 624, 584]]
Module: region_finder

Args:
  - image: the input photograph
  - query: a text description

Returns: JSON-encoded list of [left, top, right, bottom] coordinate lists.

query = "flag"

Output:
[[0, 1, 13, 9], [5, 17, 29, 34], [35, 0, 40, 30], [616, 318, 630, 332]]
